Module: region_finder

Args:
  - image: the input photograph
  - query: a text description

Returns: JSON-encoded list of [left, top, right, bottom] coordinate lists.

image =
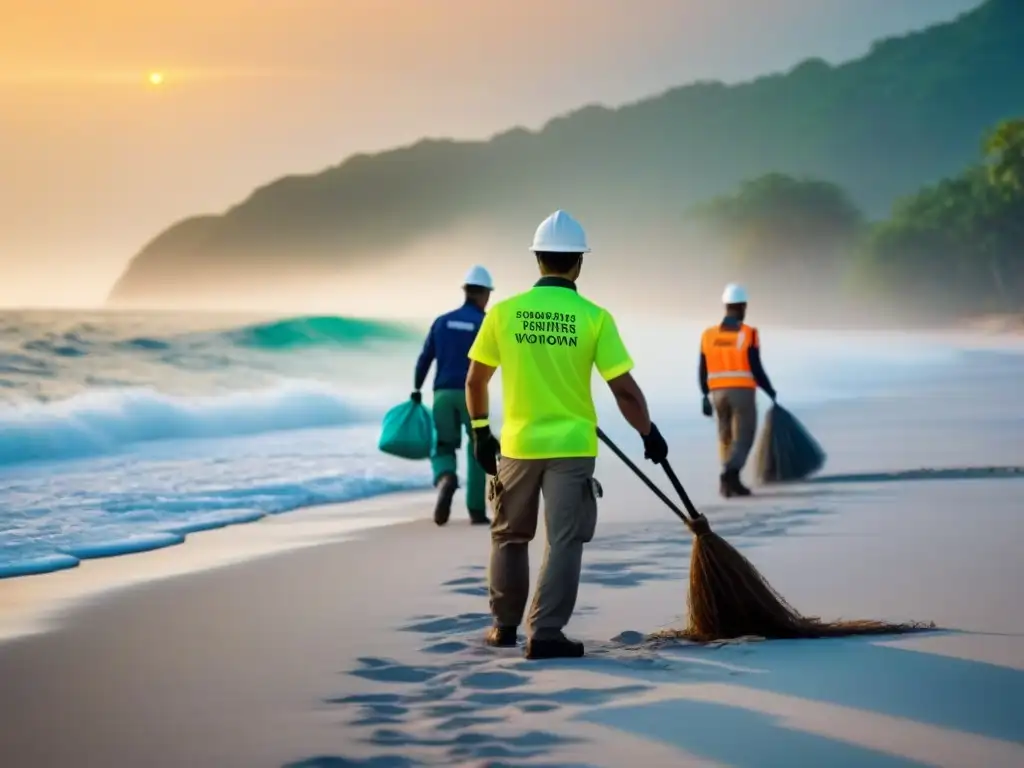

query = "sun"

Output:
[[147, 71, 164, 86]]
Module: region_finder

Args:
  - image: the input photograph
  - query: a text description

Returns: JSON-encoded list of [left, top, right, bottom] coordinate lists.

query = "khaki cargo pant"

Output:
[[487, 457, 598, 640], [712, 387, 757, 472]]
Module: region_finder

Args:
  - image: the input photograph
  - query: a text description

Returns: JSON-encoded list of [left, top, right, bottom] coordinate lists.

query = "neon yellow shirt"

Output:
[[468, 277, 634, 459]]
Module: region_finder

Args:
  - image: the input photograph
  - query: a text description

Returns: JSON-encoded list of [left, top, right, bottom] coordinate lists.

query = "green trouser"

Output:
[[430, 388, 487, 515]]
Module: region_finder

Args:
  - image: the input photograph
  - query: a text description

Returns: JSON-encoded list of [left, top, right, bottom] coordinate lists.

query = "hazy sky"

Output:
[[1, 0, 981, 308]]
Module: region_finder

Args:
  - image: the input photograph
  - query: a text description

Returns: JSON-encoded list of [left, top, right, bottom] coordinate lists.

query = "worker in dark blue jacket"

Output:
[[412, 265, 494, 526]]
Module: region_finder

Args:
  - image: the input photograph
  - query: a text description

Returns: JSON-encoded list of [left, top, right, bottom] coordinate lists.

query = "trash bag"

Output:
[[378, 400, 434, 460], [753, 403, 826, 484]]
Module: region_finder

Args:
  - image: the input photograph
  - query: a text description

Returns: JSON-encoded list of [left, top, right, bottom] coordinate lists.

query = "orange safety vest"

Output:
[[701, 322, 758, 390]]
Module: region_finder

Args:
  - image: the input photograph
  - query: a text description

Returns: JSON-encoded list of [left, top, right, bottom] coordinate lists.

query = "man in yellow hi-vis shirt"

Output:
[[465, 210, 668, 660]]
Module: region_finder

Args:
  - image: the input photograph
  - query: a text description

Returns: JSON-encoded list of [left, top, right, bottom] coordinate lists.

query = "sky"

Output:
[[0, 0, 982, 308]]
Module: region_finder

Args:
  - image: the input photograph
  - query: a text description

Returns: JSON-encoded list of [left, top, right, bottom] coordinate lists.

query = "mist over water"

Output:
[[105, 220, 929, 329], [0, 306, 1020, 578]]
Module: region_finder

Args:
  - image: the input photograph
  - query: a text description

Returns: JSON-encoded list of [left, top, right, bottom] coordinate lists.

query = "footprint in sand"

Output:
[[345, 699, 410, 727], [319, 645, 657, 767], [460, 671, 531, 690], [399, 612, 493, 635], [579, 560, 678, 589], [441, 574, 490, 597], [421, 640, 470, 655], [434, 714, 506, 731], [349, 659, 445, 684], [367, 726, 586, 762]]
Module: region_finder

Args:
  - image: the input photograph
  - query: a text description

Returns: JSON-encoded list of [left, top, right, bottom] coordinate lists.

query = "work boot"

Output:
[[433, 472, 457, 526], [484, 626, 518, 648], [719, 472, 732, 499], [524, 633, 585, 660], [468, 510, 491, 526], [724, 469, 752, 497]]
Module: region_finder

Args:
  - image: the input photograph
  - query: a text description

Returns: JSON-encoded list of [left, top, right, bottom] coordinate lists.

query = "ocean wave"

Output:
[[0, 314, 418, 389], [222, 315, 416, 350], [0, 383, 377, 467]]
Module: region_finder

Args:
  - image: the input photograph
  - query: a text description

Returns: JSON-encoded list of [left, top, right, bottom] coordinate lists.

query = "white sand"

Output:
[[1, 352, 1024, 767]]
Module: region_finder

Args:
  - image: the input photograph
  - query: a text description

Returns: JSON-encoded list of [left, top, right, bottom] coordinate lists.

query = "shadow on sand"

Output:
[[583, 696, 933, 768], [569, 632, 1024, 745], [807, 466, 1024, 485]]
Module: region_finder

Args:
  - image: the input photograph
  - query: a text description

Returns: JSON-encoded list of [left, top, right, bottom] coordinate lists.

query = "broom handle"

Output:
[[659, 460, 703, 521], [596, 427, 694, 523]]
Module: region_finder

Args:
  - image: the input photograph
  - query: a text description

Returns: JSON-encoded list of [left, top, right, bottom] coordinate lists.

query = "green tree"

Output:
[[857, 118, 1024, 315], [688, 173, 865, 282], [984, 118, 1024, 194]]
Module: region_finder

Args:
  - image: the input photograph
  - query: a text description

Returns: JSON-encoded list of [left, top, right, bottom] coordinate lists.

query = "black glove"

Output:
[[701, 395, 713, 418], [641, 422, 669, 465], [472, 426, 500, 476], [410, 390, 422, 404]]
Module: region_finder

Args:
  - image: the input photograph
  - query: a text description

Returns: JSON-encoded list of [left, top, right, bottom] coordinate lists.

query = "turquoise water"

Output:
[[0, 310, 430, 577]]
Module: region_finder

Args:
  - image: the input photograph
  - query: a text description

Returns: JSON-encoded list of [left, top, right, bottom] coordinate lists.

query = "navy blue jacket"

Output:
[[414, 301, 485, 391]]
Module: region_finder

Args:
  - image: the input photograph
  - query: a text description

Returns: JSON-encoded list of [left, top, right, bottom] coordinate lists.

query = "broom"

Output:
[[597, 428, 933, 642]]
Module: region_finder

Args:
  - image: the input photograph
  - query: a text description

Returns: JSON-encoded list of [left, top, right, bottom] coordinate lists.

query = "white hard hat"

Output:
[[463, 264, 494, 290], [722, 283, 748, 304], [530, 210, 591, 254]]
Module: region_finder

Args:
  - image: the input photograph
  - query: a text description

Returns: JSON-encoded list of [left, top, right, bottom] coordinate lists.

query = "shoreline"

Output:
[[0, 490, 432, 646]]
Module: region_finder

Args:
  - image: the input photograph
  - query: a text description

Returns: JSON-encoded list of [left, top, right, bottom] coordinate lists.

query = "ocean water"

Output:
[[1, 308, 1020, 579], [0, 310, 432, 578]]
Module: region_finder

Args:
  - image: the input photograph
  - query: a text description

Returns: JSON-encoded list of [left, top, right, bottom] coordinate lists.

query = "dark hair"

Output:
[[464, 284, 491, 300], [535, 252, 582, 275]]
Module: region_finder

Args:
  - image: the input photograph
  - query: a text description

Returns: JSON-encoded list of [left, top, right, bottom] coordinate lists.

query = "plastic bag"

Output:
[[378, 400, 434, 460], [753, 403, 826, 484]]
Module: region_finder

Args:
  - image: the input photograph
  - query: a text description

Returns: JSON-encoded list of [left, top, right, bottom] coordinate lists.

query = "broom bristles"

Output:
[[657, 515, 934, 643]]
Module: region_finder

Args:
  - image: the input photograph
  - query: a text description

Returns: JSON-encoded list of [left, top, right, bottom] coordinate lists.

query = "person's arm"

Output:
[[465, 309, 501, 421], [413, 322, 437, 391], [607, 372, 653, 435], [698, 351, 709, 396], [747, 329, 776, 400], [466, 361, 496, 421], [595, 311, 653, 435]]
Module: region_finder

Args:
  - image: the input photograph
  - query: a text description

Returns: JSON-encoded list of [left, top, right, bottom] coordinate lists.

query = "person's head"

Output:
[[461, 265, 493, 309], [535, 251, 583, 281], [530, 210, 590, 282], [725, 302, 747, 321], [721, 283, 749, 321], [463, 283, 492, 310]]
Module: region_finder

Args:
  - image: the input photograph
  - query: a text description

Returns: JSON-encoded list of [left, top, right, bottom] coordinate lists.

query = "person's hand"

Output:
[[701, 395, 713, 418], [641, 422, 669, 465], [410, 390, 422, 404], [769, 392, 778, 404], [472, 426, 500, 476]]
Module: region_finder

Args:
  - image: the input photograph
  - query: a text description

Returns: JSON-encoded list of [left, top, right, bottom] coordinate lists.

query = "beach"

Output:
[[2, 339, 1023, 767], [7, 2, 1024, 764]]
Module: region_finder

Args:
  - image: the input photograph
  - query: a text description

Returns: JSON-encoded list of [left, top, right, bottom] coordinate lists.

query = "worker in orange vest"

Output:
[[699, 283, 777, 498]]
